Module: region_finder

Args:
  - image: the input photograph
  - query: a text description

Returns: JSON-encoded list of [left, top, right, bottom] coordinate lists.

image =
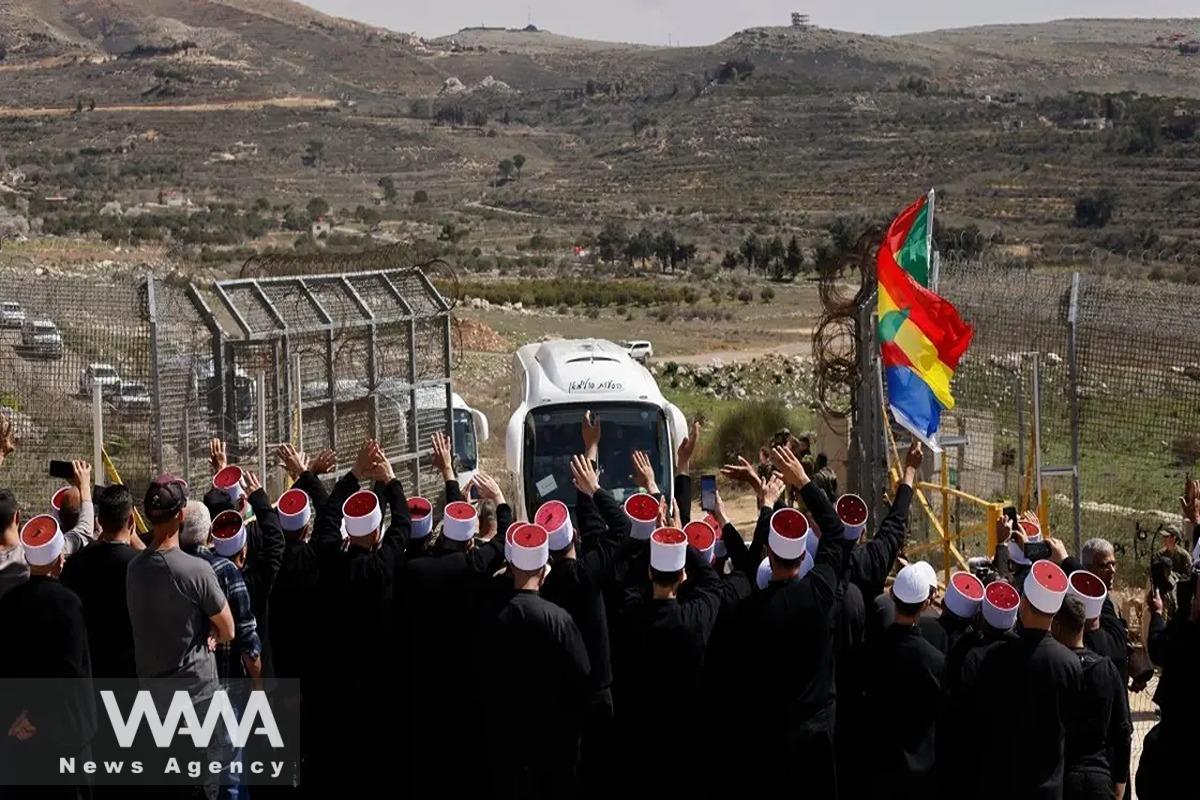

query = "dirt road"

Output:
[[0, 96, 337, 118], [664, 327, 815, 365]]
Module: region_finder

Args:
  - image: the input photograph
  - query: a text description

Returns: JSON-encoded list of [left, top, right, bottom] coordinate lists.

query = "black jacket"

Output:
[[1065, 647, 1131, 786], [242, 487, 285, 675], [267, 470, 326, 683]]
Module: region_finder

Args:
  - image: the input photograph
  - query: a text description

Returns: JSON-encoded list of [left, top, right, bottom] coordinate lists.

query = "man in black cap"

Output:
[[1052, 596, 1131, 800]]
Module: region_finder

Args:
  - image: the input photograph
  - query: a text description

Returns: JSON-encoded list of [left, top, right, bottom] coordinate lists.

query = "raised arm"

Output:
[[244, 471, 284, 596], [277, 444, 335, 509], [313, 440, 378, 556], [849, 442, 921, 594], [678, 545, 722, 639], [773, 445, 847, 607]]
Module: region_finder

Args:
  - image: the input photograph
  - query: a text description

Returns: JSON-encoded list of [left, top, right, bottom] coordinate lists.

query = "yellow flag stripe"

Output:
[[878, 284, 958, 410]]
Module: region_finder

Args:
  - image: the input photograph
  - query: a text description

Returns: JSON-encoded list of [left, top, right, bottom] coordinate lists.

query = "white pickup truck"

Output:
[[505, 339, 687, 520]]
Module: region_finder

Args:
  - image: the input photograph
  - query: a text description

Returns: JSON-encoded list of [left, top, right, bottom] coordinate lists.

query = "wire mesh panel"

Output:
[[0, 272, 153, 507]]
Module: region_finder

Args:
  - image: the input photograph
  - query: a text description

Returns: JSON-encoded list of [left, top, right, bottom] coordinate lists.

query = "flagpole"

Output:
[[926, 188, 938, 292]]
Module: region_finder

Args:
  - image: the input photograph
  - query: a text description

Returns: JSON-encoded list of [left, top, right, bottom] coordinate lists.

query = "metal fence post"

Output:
[[146, 277, 165, 473], [408, 318, 420, 497], [256, 370, 268, 486], [1067, 273, 1083, 556], [92, 382, 105, 487], [1031, 354, 1044, 522], [182, 406, 191, 487]]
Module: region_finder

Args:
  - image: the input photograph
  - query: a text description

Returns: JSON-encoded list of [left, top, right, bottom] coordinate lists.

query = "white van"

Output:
[[505, 339, 687, 520]]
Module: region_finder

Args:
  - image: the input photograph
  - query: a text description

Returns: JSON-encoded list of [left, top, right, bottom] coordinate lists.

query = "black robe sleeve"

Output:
[[799, 482, 851, 608], [675, 473, 693, 526], [747, 505, 773, 564], [314, 471, 360, 557], [247, 487, 285, 597], [678, 545, 722, 640], [445, 479, 464, 503], [1105, 657, 1132, 784], [722, 522, 755, 577], [593, 489, 631, 540], [848, 483, 913, 595], [496, 503, 514, 539], [575, 489, 606, 542], [293, 470, 330, 512], [1146, 610, 1169, 666]]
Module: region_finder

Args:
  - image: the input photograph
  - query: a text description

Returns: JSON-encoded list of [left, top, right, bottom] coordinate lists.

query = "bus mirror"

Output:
[[472, 408, 490, 443]]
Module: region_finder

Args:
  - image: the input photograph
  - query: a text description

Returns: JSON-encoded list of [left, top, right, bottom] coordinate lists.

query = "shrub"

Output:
[[737, 288, 753, 304], [711, 400, 796, 465], [585, 307, 600, 319], [412, 190, 430, 205], [709, 287, 723, 304], [1073, 190, 1116, 228], [760, 286, 776, 303]]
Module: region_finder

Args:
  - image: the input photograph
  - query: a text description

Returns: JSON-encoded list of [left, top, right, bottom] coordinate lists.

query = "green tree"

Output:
[[1073, 189, 1116, 228], [625, 227, 654, 267], [654, 230, 678, 273], [354, 205, 382, 226], [512, 154, 526, 178], [827, 217, 860, 257], [498, 159, 515, 182], [412, 189, 429, 205], [739, 235, 759, 275], [378, 177, 397, 203], [306, 196, 329, 221], [596, 220, 628, 263], [766, 235, 786, 279], [721, 250, 740, 271], [784, 235, 803, 278], [675, 241, 698, 269], [304, 139, 324, 164]]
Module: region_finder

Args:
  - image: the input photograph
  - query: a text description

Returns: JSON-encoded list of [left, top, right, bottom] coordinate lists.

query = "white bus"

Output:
[[505, 339, 688, 520]]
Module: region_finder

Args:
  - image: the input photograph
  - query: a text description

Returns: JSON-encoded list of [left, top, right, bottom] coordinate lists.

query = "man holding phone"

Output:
[[49, 459, 95, 556]]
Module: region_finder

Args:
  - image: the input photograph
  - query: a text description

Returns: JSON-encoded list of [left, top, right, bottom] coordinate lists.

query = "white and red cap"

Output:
[[836, 494, 869, 540], [442, 501, 478, 542], [625, 494, 660, 541], [1020, 518, 1042, 541], [768, 508, 809, 560], [805, 517, 821, 559], [892, 563, 933, 604], [509, 523, 549, 571], [1006, 519, 1042, 566], [650, 527, 687, 572], [982, 580, 1020, 630], [342, 490, 383, 538], [1024, 560, 1069, 614], [211, 509, 247, 557], [408, 497, 433, 539], [684, 520, 717, 564], [703, 513, 726, 558], [1067, 570, 1107, 620], [756, 551, 814, 589], [535, 500, 574, 551], [276, 488, 311, 533], [21, 514, 64, 566], [213, 465, 244, 503], [504, 520, 522, 561], [944, 571, 985, 619], [50, 486, 72, 522]]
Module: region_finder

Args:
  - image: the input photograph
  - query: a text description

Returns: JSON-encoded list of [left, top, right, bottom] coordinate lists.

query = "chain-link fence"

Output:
[[0, 266, 452, 512], [0, 272, 154, 509], [850, 246, 1200, 581]]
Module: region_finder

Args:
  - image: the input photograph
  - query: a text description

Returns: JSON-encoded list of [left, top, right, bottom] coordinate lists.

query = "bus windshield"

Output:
[[522, 402, 671, 518], [452, 408, 478, 471]]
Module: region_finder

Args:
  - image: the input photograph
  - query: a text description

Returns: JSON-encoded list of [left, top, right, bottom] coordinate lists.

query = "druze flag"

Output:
[[877, 192, 973, 448]]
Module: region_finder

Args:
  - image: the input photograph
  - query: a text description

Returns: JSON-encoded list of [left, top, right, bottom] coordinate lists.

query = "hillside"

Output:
[[1, 6, 1199, 284]]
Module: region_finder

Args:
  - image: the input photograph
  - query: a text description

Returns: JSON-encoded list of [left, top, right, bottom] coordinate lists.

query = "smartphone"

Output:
[[700, 474, 717, 513], [48, 459, 75, 480], [1024, 541, 1051, 562], [1002, 505, 1019, 532], [468, 482, 480, 501]]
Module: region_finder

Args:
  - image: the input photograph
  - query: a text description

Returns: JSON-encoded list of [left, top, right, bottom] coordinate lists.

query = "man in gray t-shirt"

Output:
[[128, 477, 233, 702]]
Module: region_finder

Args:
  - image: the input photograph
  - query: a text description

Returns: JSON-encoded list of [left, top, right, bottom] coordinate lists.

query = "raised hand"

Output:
[[713, 490, 729, 528], [352, 439, 377, 480], [430, 432, 454, 481], [371, 441, 394, 483], [762, 474, 786, 509], [242, 470, 262, 496], [676, 419, 700, 474], [1046, 536, 1069, 565], [770, 445, 808, 488], [571, 455, 600, 497], [0, 412, 15, 467], [209, 438, 228, 474], [632, 450, 660, 495], [720, 455, 765, 497], [1147, 587, 1163, 616], [275, 444, 306, 479], [582, 411, 601, 459], [1180, 475, 1200, 524], [473, 471, 504, 503], [308, 448, 336, 476], [72, 459, 93, 503], [903, 441, 923, 486]]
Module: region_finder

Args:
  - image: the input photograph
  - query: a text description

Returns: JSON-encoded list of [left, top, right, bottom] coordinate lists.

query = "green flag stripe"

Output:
[[895, 202, 930, 286]]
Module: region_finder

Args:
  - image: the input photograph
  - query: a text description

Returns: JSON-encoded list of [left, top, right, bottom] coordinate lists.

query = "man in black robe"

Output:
[[0, 514, 95, 798], [859, 563, 945, 800], [974, 561, 1082, 800], [1052, 596, 1131, 800], [734, 445, 852, 797], [311, 439, 410, 798], [485, 523, 591, 800]]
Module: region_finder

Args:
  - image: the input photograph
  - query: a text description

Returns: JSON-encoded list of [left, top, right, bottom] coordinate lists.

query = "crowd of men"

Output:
[[1, 409, 1199, 800]]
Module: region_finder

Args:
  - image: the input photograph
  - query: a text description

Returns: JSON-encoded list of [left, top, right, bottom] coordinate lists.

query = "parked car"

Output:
[[0, 301, 26, 329], [112, 381, 151, 414], [621, 339, 654, 363], [20, 319, 63, 359], [79, 363, 122, 397]]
